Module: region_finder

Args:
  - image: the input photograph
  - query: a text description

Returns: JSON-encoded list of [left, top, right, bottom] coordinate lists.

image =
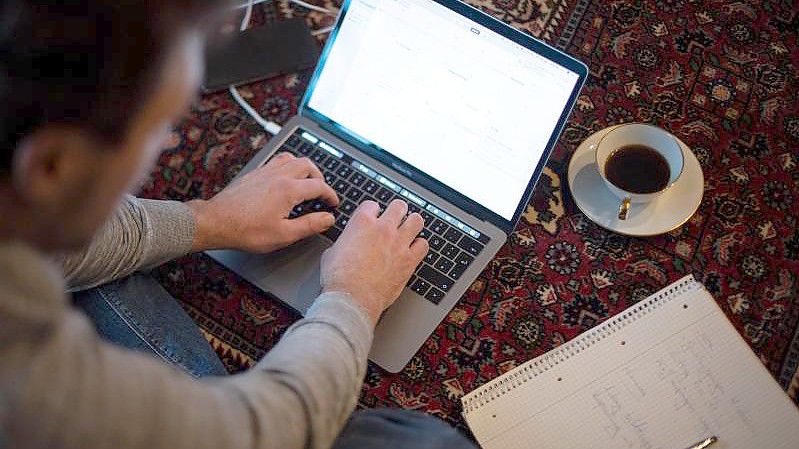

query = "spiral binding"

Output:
[[461, 275, 699, 415]]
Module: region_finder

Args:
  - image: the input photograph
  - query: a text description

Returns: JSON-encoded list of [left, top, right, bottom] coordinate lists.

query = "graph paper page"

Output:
[[462, 276, 799, 449]]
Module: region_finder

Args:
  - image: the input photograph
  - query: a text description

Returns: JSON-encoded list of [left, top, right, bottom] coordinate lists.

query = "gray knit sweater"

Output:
[[0, 195, 373, 449]]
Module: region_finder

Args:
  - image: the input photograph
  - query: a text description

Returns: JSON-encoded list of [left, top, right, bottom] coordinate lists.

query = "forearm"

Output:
[[59, 196, 195, 291], [6, 293, 373, 449], [250, 292, 375, 447]]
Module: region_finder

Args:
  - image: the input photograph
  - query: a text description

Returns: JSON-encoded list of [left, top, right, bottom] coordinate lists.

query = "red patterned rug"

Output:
[[139, 0, 799, 434]]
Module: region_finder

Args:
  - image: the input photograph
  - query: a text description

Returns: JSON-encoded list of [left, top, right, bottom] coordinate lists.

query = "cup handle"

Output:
[[618, 198, 631, 220]]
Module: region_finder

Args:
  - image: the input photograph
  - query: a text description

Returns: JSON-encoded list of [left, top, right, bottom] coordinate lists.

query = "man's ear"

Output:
[[11, 125, 101, 209]]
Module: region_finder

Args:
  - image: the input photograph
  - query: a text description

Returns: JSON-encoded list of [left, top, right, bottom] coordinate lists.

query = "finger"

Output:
[[398, 212, 424, 242], [285, 212, 336, 241], [293, 178, 340, 206], [409, 237, 430, 264], [352, 200, 380, 220], [232, 153, 294, 187], [285, 157, 324, 180], [265, 151, 296, 168], [380, 199, 408, 227]]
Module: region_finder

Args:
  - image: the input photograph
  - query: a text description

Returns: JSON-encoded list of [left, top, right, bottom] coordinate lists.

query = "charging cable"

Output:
[[311, 25, 334, 36], [235, 0, 339, 16], [228, 0, 283, 135], [286, 0, 338, 16], [228, 0, 337, 135]]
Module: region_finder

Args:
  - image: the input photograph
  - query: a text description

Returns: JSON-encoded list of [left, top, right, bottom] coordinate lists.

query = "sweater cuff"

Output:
[[138, 199, 196, 270], [302, 292, 375, 360]]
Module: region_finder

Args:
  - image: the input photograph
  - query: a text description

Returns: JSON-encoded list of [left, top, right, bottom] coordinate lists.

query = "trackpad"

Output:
[[220, 237, 331, 314]]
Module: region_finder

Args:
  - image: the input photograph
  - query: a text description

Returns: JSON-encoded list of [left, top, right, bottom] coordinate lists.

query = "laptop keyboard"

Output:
[[272, 128, 491, 305]]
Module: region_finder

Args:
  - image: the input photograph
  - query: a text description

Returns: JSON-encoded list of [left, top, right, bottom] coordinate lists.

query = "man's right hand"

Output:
[[320, 199, 429, 326]]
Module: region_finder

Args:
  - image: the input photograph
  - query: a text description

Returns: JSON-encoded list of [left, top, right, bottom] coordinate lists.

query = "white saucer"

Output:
[[567, 125, 704, 237]]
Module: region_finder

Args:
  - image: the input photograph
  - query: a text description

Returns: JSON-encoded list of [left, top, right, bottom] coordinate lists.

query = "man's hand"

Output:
[[320, 199, 429, 326], [187, 152, 339, 253]]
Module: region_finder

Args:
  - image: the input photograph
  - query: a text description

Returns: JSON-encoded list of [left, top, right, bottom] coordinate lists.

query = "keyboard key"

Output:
[[290, 204, 305, 217], [441, 243, 459, 260], [377, 196, 394, 209], [310, 150, 327, 164], [455, 252, 474, 267], [418, 265, 454, 292], [278, 144, 296, 155], [339, 200, 357, 215], [324, 173, 336, 185], [419, 228, 432, 239], [376, 187, 393, 203], [449, 263, 467, 280], [408, 203, 421, 215], [286, 134, 302, 148], [336, 165, 353, 178], [310, 201, 327, 212], [424, 251, 438, 265], [424, 287, 445, 304], [350, 173, 367, 186], [333, 180, 349, 193], [335, 215, 349, 229], [457, 235, 485, 256], [428, 236, 445, 251], [323, 226, 342, 241], [420, 211, 434, 224], [434, 257, 454, 273], [297, 142, 315, 155], [323, 158, 340, 171], [364, 180, 379, 195], [410, 278, 431, 296], [443, 227, 463, 244], [345, 187, 364, 202], [431, 220, 448, 235]]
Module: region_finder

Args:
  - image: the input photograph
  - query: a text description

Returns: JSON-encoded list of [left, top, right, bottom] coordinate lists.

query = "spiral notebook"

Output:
[[461, 275, 799, 449]]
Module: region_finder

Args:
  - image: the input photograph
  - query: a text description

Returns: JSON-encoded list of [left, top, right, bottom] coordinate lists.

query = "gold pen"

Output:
[[684, 436, 717, 449]]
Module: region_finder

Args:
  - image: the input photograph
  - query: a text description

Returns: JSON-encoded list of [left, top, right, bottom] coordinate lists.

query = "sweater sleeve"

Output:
[[59, 195, 196, 291], [2, 278, 374, 449]]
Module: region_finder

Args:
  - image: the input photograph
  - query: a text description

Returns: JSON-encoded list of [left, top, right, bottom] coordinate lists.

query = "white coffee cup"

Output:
[[594, 123, 684, 220]]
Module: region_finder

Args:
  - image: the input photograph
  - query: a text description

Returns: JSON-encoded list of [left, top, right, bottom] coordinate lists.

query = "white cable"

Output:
[[234, 0, 339, 16], [228, 0, 283, 135], [228, 0, 338, 135], [240, 0, 254, 30], [229, 86, 283, 135], [235, 0, 269, 10], [311, 25, 334, 36], [287, 0, 338, 15]]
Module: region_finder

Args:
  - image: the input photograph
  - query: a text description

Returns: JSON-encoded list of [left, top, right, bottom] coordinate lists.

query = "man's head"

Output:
[[0, 0, 218, 251]]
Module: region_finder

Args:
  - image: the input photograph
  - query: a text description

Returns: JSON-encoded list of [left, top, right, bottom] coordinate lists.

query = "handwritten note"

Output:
[[587, 331, 757, 449], [462, 277, 799, 449]]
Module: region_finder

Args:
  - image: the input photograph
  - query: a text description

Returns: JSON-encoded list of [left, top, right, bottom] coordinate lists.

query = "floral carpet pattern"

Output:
[[139, 0, 799, 434]]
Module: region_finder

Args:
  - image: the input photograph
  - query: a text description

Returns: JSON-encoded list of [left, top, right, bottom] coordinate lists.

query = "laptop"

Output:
[[208, 0, 588, 372]]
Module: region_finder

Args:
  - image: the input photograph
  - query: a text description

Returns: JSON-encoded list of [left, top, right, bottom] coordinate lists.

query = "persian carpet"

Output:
[[138, 0, 799, 434]]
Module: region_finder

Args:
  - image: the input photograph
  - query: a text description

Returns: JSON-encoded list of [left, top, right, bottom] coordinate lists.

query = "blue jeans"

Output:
[[73, 273, 476, 449]]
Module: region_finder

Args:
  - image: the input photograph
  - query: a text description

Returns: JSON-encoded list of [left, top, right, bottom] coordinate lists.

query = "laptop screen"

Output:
[[306, 0, 581, 221]]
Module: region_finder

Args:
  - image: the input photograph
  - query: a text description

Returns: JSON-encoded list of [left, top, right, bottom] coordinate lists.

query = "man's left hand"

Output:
[[187, 152, 340, 253]]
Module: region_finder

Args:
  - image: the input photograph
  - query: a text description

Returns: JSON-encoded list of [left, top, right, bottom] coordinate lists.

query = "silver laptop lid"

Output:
[[301, 0, 587, 234]]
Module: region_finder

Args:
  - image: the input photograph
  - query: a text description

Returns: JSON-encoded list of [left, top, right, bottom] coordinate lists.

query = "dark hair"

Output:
[[0, 0, 218, 173]]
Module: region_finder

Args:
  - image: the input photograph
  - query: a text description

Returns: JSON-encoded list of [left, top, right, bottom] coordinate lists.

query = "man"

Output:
[[0, 1, 477, 448]]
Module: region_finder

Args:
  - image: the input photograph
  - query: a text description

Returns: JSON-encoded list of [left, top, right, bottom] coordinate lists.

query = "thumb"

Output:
[[286, 212, 336, 239]]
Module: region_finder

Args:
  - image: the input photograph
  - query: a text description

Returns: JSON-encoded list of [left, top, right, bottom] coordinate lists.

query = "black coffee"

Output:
[[605, 145, 670, 194]]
